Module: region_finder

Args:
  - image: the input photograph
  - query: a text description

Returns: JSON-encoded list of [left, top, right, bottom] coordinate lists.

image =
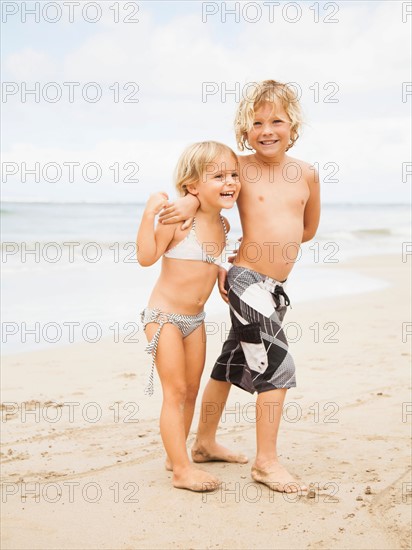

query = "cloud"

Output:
[[1, 139, 192, 203], [1, 1, 411, 203], [4, 47, 58, 80]]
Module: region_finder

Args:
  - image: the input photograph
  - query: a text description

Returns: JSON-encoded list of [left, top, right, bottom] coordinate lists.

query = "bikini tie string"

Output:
[[144, 324, 162, 355], [143, 322, 164, 396], [272, 285, 291, 309]]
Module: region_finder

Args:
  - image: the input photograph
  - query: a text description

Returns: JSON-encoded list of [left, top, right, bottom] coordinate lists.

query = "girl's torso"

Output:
[[147, 215, 228, 315]]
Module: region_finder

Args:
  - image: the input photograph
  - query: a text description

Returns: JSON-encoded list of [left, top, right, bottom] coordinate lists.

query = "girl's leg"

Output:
[[145, 322, 219, 491], [165, 323, 207, 469], [145, 322, 190, 469], [182, 322, 207, 437]]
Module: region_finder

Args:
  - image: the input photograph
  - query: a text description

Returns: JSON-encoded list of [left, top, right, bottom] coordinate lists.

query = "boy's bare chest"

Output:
[[238, 174, 310, 212]]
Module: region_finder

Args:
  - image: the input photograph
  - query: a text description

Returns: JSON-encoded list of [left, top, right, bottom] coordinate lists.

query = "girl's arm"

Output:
[[217, 216, 231, 303], [217, 267, 229, 304], [136, 193, 177, 266], [158, 193, 199, 229]]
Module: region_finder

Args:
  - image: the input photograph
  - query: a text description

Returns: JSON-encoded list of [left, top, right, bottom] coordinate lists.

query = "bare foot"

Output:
[[191, 440, 248, 464], [165, 457, 172, 472], [251, 461, 307, 493], [173, 467, 221, 492]]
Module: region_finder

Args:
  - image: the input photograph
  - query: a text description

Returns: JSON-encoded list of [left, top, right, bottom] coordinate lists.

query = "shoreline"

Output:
[[1, 252, 411, 550], [1, 252, 401, 357]]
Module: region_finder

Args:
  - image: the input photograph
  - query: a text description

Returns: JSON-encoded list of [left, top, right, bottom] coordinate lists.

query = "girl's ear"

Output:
[[186, 184, 199, 196]]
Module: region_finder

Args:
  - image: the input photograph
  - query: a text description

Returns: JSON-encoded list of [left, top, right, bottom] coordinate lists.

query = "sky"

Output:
[[1, 0, 411, 204]]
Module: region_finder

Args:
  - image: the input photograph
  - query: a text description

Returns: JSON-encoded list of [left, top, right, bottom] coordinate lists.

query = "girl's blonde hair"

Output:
[[174, 141, 237, 196], [235, 80, 303, 152]]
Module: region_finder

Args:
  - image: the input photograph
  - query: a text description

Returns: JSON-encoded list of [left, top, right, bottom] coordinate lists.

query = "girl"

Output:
[[136, 141, 240, 492]]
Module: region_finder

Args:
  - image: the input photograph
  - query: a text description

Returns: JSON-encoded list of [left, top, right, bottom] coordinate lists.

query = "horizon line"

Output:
[[1, 199, 410, 207]]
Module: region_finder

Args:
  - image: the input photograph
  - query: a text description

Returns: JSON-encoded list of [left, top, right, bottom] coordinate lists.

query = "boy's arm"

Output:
[[158, 193, 200, 229], [136, 193, 177, 266], [302, 166, 321, 243]]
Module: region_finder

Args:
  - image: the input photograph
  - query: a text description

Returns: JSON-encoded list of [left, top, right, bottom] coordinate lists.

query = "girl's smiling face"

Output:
[[189, 152, 240, 210], [246, 102, 292, 158]]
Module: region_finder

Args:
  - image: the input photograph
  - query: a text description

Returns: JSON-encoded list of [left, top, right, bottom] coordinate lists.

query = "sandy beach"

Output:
[[1, 253, 411, 550]]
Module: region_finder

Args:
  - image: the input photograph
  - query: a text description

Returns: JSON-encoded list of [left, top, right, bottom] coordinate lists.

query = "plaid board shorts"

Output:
[[211, 265, 296, 394]]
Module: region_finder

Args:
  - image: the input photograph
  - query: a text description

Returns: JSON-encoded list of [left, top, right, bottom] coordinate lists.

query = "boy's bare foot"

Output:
[[191, 440, 248, 464], [251, 462, 307, 493], [173, 467, 221, 492]]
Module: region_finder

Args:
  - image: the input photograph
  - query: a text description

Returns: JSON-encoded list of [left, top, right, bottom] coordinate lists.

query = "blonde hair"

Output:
[[174, 141, 237, 197], [235, 80, 303, 152]]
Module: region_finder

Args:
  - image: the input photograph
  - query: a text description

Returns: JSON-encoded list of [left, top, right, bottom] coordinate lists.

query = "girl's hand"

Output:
[[227, 254, 236, 264], [228, 236, 242, 264], [158, 194, 199, 230], [218, 267, 229, 303], [145, 192, 169, 216]]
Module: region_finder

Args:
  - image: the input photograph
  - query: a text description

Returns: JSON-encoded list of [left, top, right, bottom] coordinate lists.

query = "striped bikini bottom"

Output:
[[140, 307, 206, 396]]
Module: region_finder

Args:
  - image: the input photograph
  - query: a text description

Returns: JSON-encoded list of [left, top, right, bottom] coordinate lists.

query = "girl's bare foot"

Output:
[[191, 440, 248, 464], [173, 466, 221, 492], [165, 458, 173, 471], [251, 461, 307, 493]]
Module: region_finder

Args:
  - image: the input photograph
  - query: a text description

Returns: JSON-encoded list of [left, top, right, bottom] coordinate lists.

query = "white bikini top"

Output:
[[163, 216, 228, 267]]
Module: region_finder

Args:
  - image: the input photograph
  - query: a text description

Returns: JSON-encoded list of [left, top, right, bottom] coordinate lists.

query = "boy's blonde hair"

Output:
[[235, 80, 303, 152], [174, 141, 237, 197]]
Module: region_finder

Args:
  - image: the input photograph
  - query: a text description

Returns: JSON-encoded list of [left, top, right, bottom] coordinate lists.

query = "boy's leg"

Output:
[[252, 388, 307, 493], [208, 265, 305, 491], [192, 378, 248, 464]]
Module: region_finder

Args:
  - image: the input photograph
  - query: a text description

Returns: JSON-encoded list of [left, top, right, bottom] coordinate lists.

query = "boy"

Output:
[[159, 80, 320, 492]]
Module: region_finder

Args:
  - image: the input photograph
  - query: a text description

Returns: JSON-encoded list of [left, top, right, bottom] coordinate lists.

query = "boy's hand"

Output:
[[218, 267, 229, 303], [145, 192, 169, 216], [158, 194, 199, 230]]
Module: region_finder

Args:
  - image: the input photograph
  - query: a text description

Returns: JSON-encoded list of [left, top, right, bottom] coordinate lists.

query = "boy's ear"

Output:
[[186, 184, 199, 196]]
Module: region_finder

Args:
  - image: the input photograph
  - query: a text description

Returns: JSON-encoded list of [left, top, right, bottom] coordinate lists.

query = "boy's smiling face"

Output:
[[246, 102, 292, 158]]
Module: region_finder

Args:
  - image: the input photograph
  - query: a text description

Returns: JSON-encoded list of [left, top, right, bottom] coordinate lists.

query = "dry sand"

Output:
[[1, 253, 411, 550]]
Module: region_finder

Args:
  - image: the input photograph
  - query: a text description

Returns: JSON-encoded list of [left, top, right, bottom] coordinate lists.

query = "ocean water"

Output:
[[1, 202, 410, 354]]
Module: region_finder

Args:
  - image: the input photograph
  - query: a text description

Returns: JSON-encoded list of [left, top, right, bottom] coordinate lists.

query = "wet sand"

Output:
[[1, 253, 411, 549]]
